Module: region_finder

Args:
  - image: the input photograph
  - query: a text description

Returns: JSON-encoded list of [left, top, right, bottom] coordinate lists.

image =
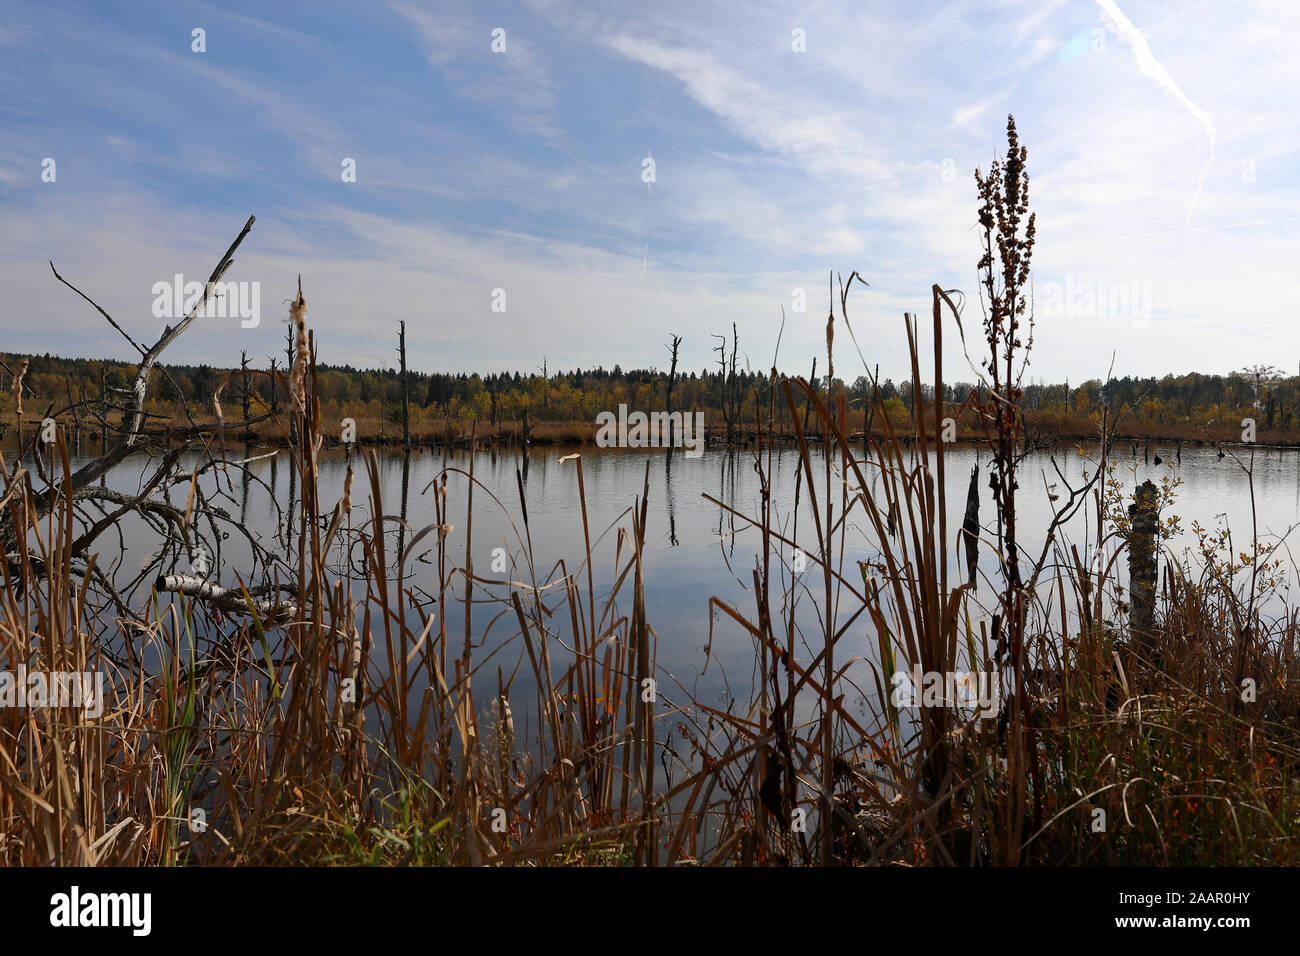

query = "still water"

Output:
[[31, 437, 1300, 718]]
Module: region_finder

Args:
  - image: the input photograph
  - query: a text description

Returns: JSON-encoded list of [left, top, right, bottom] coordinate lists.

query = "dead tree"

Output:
[[664, 333, 682, 456], [268, 356, 279, 414], [538, 356, 549, 419], [712, 328, 740, 445], [240, 349, 252, 440], [398, 320, 410, 450], [8, 215, 289, 631]]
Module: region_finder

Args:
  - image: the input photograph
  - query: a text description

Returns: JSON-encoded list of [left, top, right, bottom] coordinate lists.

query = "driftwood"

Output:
[[155, 574, 296, 623]]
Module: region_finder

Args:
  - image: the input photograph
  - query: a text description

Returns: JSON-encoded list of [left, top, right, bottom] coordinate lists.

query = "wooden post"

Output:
[[399, 320, 410, 450], [1128, 479, 1159, 650]]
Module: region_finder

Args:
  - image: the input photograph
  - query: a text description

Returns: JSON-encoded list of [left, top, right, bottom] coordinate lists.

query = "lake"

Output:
[[24, 436, 1300, 726]]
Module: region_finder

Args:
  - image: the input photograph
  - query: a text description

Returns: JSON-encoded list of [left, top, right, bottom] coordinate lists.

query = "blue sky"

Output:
[[1, 0, 1297, 383]]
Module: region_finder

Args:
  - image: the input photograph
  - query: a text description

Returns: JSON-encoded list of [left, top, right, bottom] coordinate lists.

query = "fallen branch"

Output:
[[154, 573, 296, 623]]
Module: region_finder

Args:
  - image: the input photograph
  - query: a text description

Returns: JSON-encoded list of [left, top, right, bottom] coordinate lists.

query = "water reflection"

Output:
[[16, 439, 1300, 711]]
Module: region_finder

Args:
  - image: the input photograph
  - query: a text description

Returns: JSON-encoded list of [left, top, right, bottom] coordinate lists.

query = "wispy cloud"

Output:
[[607, 33, 891, 187], [0, 0, 1296, 383], [391, 0, 561, 144], [950, 94, 1004, 131]]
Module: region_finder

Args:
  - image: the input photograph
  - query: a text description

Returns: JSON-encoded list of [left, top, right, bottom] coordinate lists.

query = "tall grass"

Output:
[[4, 278, 1300, 865]]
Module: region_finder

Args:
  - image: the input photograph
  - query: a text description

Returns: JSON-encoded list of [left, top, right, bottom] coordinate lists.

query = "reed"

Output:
[[4, 124, 1299, 866], [3, 283, 1299, 866]]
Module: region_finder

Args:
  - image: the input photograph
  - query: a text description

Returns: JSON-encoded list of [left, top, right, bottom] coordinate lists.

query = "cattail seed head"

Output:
[[12, 358, 28, 416], [288, 276, 308, 410]]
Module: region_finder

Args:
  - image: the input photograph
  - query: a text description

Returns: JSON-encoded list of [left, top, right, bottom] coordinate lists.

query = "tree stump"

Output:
[[1128, 479, 1159, 649]]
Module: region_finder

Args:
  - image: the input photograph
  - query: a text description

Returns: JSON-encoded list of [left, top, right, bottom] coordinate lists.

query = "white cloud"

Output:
[[607, 33, 891, 188], [950, 94, 1004, 132], [2, 0, 1299, 386]]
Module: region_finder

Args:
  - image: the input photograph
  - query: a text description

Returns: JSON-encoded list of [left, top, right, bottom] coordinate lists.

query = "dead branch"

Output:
[[154, 573, 296, 623], [124, 215, 257, 445]]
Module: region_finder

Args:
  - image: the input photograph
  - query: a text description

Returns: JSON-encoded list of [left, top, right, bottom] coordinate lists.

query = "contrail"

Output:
[[638, 242, 648, 288], [1095, 0, 1215, 228]]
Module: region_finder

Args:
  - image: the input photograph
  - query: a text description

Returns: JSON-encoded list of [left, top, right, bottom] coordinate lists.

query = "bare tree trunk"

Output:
[[269, 357, 279, 414], [665, 333, 681, 459], [730, 322, 739, 445], [99, 363, 108, 447], [399, 320, 410, 450], [240, 349, 251, 440]]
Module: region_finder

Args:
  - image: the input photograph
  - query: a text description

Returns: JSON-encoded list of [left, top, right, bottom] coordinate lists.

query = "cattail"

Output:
[[12, 358, 28, 416], [348, 624, 363, 706], [288, 275, 308, 410], [341, 464, 354, 515], [498, 695, 514, 742], [826, 311, 834, 387], [495, 695, 515, 787]]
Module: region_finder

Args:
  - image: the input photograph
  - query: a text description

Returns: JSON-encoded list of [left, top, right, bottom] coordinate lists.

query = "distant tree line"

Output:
[[3, 352, 1297, 436]]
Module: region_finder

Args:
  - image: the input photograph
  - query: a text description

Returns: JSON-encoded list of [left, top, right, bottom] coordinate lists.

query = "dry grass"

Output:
[[3, 280, 1300, 868]]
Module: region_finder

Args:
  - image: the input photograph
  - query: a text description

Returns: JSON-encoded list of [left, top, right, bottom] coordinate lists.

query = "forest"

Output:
[[3, 349, 1297, 446]]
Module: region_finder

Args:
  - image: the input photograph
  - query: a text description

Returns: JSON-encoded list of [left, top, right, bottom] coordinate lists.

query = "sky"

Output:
[[1, 0, 1297, 385]]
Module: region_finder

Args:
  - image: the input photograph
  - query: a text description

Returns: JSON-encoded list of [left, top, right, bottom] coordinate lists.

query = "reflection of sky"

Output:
[[29, 440, 1300, 733]]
